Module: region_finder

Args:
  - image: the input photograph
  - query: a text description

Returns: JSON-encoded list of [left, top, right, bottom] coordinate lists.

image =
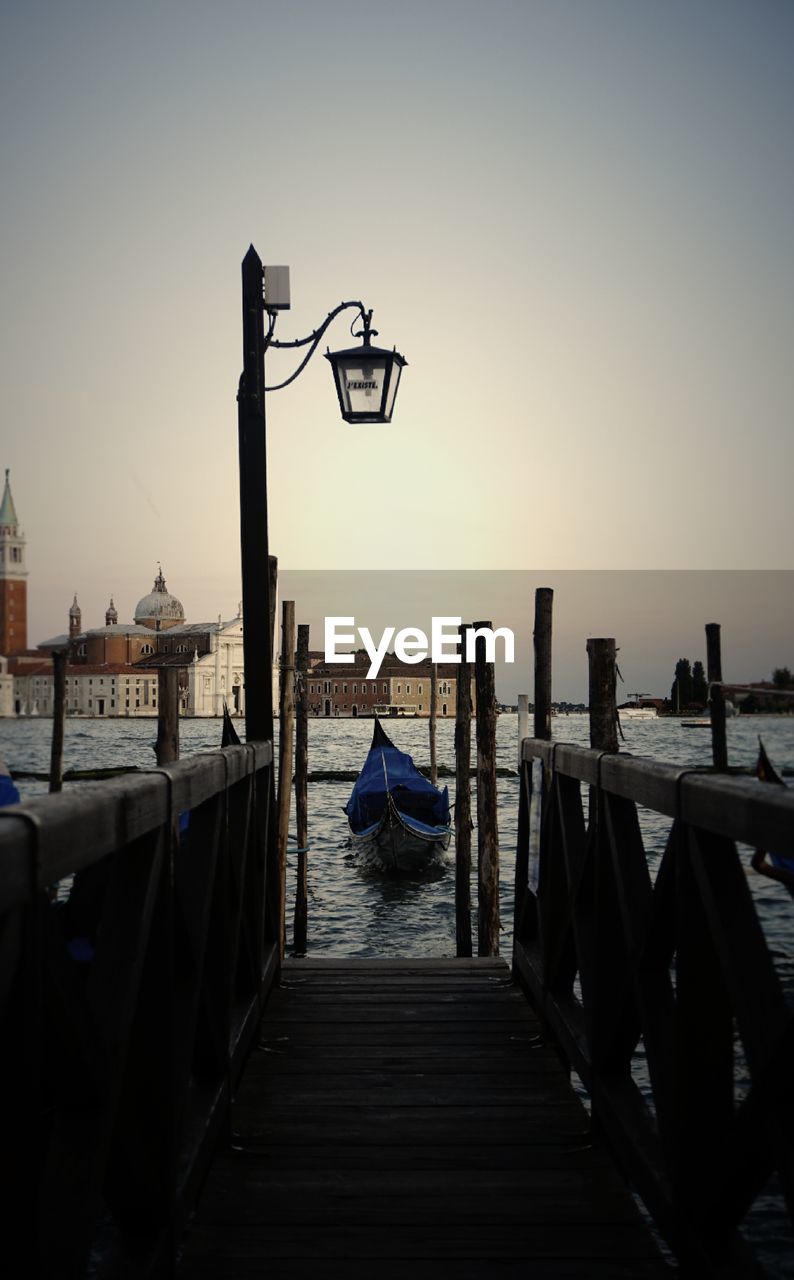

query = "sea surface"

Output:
[[2, 711, 793, 965], [2, 711, 793, 1273]]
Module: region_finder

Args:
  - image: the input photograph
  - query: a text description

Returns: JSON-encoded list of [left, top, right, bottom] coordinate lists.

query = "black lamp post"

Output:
[[237, 245, 406, 745]]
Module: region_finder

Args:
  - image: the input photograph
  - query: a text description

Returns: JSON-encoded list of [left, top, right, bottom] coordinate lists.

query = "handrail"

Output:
[[513, 736, 794, 1276], [0, 743, 277, 1277]]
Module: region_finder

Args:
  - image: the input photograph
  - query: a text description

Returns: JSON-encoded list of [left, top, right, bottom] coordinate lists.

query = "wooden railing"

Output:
[[513, 738, 794, 1276], [0, 743, 277, 1278]]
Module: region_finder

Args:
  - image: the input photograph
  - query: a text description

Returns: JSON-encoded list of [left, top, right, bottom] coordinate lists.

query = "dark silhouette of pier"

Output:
[[3, 717, 793, 1276]]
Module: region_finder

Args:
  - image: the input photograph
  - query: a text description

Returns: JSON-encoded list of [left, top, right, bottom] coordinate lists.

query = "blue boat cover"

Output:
[[345, 720, 450, 833]]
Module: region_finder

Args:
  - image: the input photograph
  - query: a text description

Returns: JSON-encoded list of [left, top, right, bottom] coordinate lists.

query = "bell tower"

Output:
[[0, 470, 27, 655]]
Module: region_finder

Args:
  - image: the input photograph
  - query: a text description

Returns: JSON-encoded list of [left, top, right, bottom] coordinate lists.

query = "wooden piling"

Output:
[[293, 623, 309, 956], [706, 622, 728, 772], [269, 555, 278, 664], [517, 694, 529, 769], [49, 648, 67, 793], [473, 620, 500, 956], [276, 601, 296, 960], [587, 639, 618, 752], [155, 667, 180, 765], [454, 625, 473, 958], [533, 587, 553, 740], [429, 662, 438, 787]]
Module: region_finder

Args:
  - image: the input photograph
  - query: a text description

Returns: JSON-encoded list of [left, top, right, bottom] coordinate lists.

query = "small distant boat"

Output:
[[681, 699, 738, 728], [619, 695, 657, 720], [345, 719, 452, 873]]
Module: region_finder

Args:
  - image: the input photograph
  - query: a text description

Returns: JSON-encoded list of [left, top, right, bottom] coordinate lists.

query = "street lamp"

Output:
[[237, 245, 406, 745]]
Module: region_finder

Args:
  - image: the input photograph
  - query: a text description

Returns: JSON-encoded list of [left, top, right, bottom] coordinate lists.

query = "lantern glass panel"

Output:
[[383, 362, 402, 420], [339, 355, 388, 420]]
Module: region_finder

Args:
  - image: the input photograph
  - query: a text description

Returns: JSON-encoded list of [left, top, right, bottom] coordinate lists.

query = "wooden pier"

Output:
[[176, 957, 669, 1278], [2, 694, 794, 1275]]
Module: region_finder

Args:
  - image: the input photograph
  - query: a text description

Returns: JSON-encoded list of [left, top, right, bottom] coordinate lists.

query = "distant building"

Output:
[[304, 650, 473, 718], [0, 472, 274, 718], [0, 655, 13, 717], [11, 573, 255, 719], [0, 470, 27, 655]]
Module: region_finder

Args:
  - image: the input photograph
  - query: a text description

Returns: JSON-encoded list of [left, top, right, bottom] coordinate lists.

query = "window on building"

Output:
[[397, 684, 401, 694], [406, 684, 411, 694], [383, 683, 387, 694], [343, 684, 348, 694]]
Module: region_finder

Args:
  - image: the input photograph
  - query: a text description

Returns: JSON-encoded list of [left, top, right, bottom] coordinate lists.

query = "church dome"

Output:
[[134, 568, 185, 631]]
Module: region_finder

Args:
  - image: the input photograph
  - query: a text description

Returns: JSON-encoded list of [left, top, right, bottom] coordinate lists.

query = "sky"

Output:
[[2, 1, 793, 697]]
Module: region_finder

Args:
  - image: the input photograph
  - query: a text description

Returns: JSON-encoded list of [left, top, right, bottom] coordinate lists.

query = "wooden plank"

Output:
[[181, 1220, 664, 1260], [177, 959, 668, 1275], [179, 1260, 669, 1280]]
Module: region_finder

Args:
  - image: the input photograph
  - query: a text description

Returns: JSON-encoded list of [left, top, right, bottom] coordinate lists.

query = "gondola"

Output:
[[345, 719, 452, 873]]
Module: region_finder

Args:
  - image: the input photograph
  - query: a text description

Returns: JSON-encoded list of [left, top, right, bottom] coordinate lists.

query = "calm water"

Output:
[[2, 711, 793, 1272], [3, 711, 793, 964]]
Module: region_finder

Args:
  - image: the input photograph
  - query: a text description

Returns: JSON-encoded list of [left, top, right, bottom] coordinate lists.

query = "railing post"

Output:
[[706, 622, 728, 772], [276, 601, 296, 959], [156, 668, 180, 765], [293, 622, 309, 956], [49, 647, 67, 792], [454, 624, 473, 958], [474, 620, 499, 956], [533, 587, 554, 741], [587, 639, 618, 752], [429, 661, 438, 786], [517, 694, 529, 768]]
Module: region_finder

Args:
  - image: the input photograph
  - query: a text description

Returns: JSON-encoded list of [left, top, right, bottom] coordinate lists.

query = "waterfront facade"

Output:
[[1, 532, 258, 717], [305, 651, 471, 717]]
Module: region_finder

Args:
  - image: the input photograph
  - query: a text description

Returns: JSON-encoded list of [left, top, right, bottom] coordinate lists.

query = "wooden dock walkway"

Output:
[[176, 958, 671, 1278]]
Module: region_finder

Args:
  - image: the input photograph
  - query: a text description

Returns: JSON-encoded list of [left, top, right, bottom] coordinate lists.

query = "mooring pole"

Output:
[[455, 624, 473, 958], [706, 622, 728, 772], [474, 620, 500, 956], [238, 246, 273, 745], [587, 639, 618, 753], [156, 667, 180, 765], [429, 661, 438, 787], [49, 648, 67, 793], [534, 587, 554, 741], [276, 601, 296, 959], [293, 623, 309, 955]]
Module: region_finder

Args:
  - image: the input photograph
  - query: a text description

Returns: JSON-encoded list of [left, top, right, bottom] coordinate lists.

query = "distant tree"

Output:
[[772, 667, 793, 689], [692, 660, 708, 705], [671, 658, 693, 711]]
